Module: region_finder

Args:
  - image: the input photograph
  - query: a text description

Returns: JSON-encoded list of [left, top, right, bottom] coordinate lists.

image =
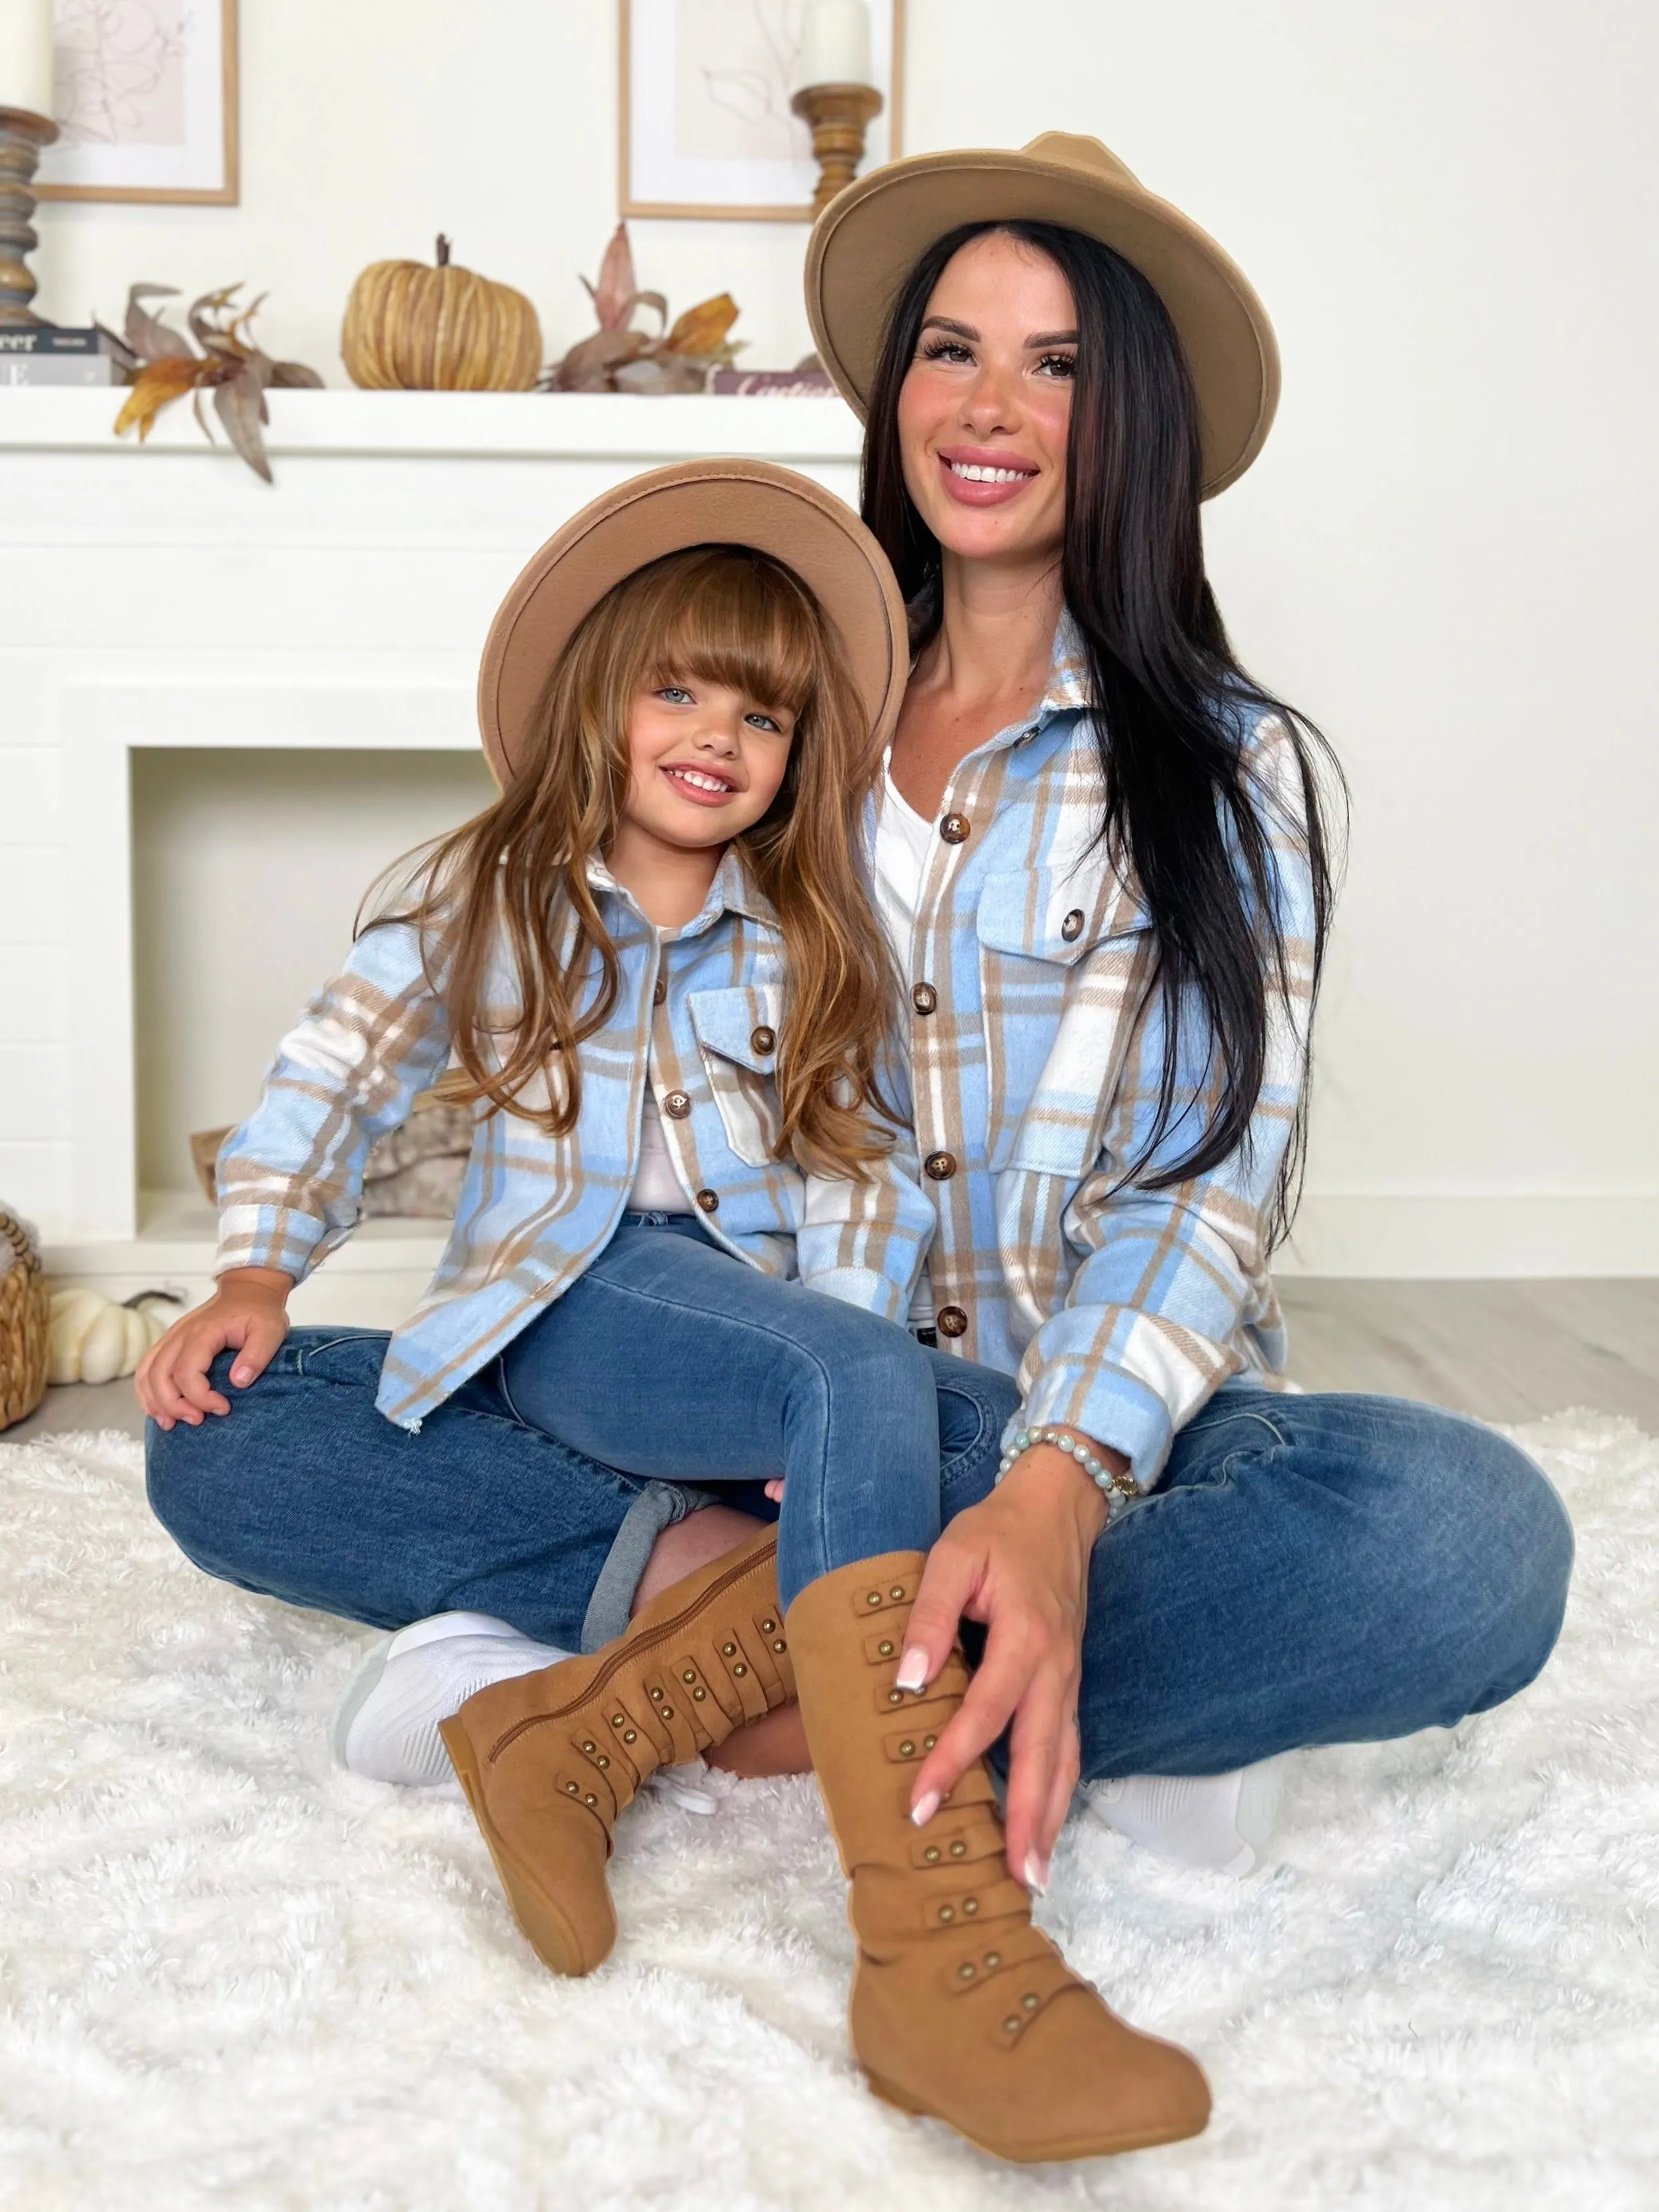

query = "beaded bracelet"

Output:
[[995, 1424, 1140, 1509]]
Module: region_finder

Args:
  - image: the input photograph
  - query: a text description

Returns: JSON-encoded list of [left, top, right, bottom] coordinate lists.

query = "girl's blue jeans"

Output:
[[145, 1236, 1574, 1779], [496, 1214, 943, 1610]]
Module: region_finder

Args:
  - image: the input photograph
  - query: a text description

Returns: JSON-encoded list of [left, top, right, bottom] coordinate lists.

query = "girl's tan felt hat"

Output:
[[805, 131, 1280, 498], [478, 457, 909, 784]]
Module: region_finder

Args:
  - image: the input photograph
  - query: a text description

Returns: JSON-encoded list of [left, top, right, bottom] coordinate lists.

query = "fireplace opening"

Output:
[[131, 746, 497, 1212]]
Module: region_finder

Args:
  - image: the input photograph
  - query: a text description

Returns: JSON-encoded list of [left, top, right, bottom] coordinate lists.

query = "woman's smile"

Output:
[[935, 443, 1043, 506]]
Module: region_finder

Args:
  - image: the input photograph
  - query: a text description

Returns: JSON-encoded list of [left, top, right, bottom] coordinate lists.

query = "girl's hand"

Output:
[[136, 1268, 294, 1430], [897, 1439, 1113, 1892]]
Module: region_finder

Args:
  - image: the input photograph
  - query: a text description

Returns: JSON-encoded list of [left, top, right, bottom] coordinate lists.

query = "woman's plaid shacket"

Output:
[[891, 620, 1315, 1487], [215, 851, 935, 1430]]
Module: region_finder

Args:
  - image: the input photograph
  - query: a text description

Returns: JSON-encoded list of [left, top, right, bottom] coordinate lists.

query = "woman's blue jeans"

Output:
[[496, 1214, 941, 1609], [146, 1279, 1573, 1780]]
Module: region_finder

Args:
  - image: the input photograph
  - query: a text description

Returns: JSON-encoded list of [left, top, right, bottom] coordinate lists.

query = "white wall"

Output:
[[29, 1, 1659, 1274]]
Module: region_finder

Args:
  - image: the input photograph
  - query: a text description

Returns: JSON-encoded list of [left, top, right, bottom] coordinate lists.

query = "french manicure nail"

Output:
[[910, 1789, 940, 1827], [1023, 1851, 1050, 1895], [894, 1646, 929, 1693]]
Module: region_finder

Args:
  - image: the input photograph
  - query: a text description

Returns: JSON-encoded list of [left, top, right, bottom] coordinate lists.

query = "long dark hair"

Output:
[[862, 219, 1342, 1240]]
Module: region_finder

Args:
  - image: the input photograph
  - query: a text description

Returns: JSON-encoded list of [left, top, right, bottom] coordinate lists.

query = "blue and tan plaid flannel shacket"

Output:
[[887, 619, 1315, 1487], [215, 851, 934, 1430]]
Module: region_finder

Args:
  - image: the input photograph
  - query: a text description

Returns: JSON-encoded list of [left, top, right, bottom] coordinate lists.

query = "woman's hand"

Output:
[[897, 1438, 1114, 1891], [136, 1267, 294, 1430]]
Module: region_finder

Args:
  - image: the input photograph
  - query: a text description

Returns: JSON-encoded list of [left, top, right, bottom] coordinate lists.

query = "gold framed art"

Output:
[[619, 0, 904, 223], [35, 0, 239, 207]]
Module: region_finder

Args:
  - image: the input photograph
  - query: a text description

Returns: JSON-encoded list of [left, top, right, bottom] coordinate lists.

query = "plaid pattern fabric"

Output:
[[216, 852, 934, 1430], [889, 620, 1315, 1488]]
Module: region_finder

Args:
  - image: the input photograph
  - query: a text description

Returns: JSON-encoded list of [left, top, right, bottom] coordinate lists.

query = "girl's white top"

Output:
[[630, 1090, 693, 1214], [874, 760, 937, 1331]]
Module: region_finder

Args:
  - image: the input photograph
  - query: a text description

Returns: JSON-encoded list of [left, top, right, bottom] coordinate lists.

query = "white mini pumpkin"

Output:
[[48, 1289, 175, 1386]]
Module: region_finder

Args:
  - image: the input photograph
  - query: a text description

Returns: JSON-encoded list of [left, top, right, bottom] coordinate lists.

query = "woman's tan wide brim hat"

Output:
[[477, 457, 909, 784], [805, 131, 1280, 499]]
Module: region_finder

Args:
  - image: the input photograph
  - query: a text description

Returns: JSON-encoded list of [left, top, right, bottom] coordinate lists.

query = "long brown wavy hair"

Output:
[[367, 544, 898, 1177]]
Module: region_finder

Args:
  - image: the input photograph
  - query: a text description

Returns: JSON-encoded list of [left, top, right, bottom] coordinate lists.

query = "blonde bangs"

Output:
[[635, 547, 825, 718]]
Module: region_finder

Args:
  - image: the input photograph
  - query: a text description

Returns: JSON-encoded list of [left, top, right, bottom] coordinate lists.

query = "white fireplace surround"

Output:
[[4, 388, 1655, 1316]]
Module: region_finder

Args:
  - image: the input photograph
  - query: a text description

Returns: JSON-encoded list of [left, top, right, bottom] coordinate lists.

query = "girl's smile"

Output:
[[658, 758, 740, 804]]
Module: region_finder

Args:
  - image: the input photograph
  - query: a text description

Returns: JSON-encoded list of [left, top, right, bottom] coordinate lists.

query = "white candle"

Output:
[[0, 0, 56, 119], [795, 0, 872, 91]]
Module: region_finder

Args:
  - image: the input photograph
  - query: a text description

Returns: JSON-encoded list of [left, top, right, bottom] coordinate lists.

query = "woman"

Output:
[[789, 131, 1574, 1892], [630, 134, 1572, 1886]]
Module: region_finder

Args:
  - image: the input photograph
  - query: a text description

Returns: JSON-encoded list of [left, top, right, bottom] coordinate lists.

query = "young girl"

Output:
[[139, 459, 1206, 2164]]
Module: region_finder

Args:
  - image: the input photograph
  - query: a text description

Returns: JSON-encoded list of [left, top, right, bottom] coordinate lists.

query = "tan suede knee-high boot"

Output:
[[786, 1550, 1211, 2164], [440, 1526, 795, 1976]]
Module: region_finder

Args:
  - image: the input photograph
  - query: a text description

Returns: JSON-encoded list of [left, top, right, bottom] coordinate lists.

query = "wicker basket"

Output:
[[0, 1209, 50, 1432]]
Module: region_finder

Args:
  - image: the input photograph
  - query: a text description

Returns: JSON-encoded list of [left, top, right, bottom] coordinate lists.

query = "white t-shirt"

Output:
[[872, 756, 935, 972], [874, 759, 938, 1331], [629, 1087, 693, 1214]]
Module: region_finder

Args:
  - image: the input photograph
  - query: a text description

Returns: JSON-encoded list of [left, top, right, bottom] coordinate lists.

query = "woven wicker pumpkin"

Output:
[[341, 234, 543, 393], [0, 1209, 49, 1432]]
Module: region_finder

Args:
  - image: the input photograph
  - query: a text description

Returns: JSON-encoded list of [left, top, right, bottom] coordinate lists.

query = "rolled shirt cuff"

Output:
[[1004, 1358, 1176, 1494]]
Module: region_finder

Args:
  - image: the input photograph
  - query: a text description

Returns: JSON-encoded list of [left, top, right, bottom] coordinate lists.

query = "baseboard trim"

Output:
[[1276, 1194, 1659, 1278]]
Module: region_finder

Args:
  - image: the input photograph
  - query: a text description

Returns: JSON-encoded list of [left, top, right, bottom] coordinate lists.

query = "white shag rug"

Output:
[[1, 1416, 1656, 2212]]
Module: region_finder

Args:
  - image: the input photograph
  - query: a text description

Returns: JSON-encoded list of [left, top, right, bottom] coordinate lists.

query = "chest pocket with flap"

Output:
[[687, 984, 787, 1170], [973, 860, 1153, 1176]]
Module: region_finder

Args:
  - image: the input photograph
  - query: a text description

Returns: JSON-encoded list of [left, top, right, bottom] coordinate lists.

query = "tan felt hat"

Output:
[[477, 458, 909, 785], [805, 131, 1280, 499]]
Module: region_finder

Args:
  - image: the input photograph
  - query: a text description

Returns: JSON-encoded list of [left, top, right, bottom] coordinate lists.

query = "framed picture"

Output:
[[35, 0, 239, 206], [620, 0, 904, 223]]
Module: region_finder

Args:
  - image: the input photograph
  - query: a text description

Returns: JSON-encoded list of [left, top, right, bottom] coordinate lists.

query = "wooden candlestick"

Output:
[[790, 81, 883, 218], [0, 105, 57, 329]]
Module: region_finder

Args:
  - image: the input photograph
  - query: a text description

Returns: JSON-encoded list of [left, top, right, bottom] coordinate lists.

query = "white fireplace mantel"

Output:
[[1, 389, 862, 1318], [0, 387, 865, 464]]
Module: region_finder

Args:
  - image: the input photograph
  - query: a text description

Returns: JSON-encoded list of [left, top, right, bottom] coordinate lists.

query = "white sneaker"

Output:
[[331, 1612, 573, 1785], [1086, 1757, 1286, 1876]]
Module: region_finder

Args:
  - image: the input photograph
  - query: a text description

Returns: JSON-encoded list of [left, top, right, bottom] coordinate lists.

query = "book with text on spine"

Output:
[[0, 326, 137, 386]]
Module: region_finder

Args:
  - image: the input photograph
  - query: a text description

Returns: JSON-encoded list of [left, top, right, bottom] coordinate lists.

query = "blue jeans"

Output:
[[497, 1214, 943, 1608], [146, 1313, 1015, 1656], [147, 1338, 1571, 1777], [1061, 1387, 1573, 1777]]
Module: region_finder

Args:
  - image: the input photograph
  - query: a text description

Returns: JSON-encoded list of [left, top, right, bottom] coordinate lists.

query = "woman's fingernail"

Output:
[[1023, 1851, 1050, 1895], [894, 1647, 929, 1693], [910, 1790, 940, 1827]]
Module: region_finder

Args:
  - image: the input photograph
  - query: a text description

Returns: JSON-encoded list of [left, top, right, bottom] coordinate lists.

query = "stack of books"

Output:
[[0, 327, 137, 387]]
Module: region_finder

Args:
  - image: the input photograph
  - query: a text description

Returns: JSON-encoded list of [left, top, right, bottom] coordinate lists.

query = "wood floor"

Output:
[[1276, 1278, 1659, 1430], [7, 1280, 1656, 1446]]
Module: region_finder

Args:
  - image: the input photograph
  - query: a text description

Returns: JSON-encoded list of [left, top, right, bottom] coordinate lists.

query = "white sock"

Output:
[[1086, 1757, 1286, 1876], [332, 1612, 572, 1786]]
